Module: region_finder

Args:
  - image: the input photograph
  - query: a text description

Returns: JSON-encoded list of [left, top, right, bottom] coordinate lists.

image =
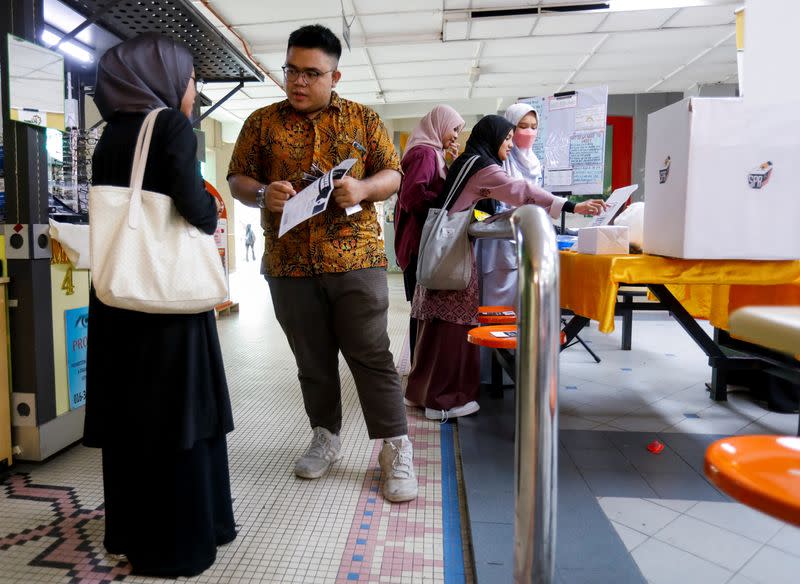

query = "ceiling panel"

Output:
[[202, 0, 341, 26], [335, 79, 381, 93], [375, 60, 474, 79], [477, 71, 569, 87], [369, 41, 479, 64], [462, 0, 539, 7], [601, 27, 731, 52], [533, 13, 608, 35], [599, 80, 657, 94], [665, 4, 737, 28], [589, 49, 695, 68], [197, 0, 740, 128], [482, 34, 601, 58], [353, 0, 448, 13], [337, 65, 376, 81], [339, 91, 384, 104], [252, 52, 289, 72], [242, 83, 286, 98], [596, 8, 677, 32], [381, 75, 469, 91], [223, 97, 285, 110], [573, 66, 672, 84], [698, 45, 737, 65], [357, 12, 443, 37], [384, 88, 469, 102], [480, 54, 585, 73], [472, 85, 560, 99], [469, 16, 537, 39], [666, 62, 738, 83], [237, 17, 343, 46]]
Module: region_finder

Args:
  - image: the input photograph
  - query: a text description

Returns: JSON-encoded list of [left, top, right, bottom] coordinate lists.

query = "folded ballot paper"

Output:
[[576, 225, 629, 255]]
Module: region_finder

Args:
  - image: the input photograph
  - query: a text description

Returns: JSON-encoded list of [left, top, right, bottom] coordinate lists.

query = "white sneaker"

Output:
[[424, 401, 480, 422], [378, 438, 418, 503], [294, 427, 342, 479], [403, 397, 421, 408]]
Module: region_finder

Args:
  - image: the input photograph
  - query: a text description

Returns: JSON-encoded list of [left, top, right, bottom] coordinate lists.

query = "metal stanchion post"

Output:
[[468, 205, 560, 583]]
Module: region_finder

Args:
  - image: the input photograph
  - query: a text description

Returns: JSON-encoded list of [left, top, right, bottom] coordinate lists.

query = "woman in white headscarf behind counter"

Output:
[[477, 103, 606, 385]]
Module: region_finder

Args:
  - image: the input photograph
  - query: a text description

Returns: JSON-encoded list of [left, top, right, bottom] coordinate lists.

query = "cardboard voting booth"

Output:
[[643, 97, 800, 260]]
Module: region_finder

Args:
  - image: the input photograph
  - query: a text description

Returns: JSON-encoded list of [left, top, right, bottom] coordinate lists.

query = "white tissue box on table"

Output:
[[576, 226, 629, 255]]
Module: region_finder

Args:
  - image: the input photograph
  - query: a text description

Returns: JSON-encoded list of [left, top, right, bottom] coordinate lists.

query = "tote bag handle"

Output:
[[127, 108, 165, 230]]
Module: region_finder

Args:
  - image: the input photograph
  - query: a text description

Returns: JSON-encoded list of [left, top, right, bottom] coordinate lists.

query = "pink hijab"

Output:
[[403, 105, 465, 179]]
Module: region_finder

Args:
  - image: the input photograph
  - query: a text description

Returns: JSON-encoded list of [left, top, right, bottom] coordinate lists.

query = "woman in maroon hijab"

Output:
[[394, 105, 464, 367], [84, 33, 235, 577]]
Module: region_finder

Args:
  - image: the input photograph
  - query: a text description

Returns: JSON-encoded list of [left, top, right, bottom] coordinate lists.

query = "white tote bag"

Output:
[[89, 108, 227, 314]]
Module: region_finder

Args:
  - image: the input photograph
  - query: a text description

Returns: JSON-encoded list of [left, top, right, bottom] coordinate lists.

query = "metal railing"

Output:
[[469, 205, 560, 583]]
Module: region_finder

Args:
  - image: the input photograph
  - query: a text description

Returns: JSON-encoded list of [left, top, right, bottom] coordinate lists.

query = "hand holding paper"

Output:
[[332, 175, 366, 215], [266, 181, 296, 213], [278, 158, 358, 238], [574, 199, 607, 216]]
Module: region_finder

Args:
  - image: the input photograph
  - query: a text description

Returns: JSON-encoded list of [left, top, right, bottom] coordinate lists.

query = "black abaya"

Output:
[[84, 108, 236, 577]]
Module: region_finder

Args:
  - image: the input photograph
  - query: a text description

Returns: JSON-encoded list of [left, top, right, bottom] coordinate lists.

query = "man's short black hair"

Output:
[[287, 25, 342, 62]]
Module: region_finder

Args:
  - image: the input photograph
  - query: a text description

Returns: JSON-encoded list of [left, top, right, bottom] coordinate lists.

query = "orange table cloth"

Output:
[[559, 252, 800, 334]]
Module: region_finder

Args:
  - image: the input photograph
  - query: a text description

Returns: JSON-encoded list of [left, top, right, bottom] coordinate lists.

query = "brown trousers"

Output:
[[267, 268, 408, 439]]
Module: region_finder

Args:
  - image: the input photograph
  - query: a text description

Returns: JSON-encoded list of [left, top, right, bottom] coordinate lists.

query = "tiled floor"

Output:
[[461, 314, 800, 584], [1, 270, 799, 584], [0, 269, 452, 584]]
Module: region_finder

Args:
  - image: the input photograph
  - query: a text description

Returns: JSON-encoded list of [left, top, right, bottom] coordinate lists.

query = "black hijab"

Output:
[[94, 33, 194, 120], [437, 114, 514, 209]]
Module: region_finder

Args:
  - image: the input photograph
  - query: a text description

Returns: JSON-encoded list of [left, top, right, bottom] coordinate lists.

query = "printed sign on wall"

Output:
[[65, 306, 88, 409]]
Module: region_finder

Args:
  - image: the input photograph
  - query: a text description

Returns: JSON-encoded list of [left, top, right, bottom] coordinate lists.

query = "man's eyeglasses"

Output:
[[282, 65, 335, 85]]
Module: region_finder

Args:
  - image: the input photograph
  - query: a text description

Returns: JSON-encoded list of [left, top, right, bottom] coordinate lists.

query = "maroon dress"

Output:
[[405, 165, 559, 411]]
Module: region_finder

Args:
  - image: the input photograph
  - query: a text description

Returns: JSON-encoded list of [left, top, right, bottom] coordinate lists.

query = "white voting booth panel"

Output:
[[643, 97, 800, 260]]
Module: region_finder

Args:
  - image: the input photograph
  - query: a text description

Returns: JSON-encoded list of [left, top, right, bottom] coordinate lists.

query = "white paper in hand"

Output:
[[279, 158, 358, 237], [591, 184, 638, 226]]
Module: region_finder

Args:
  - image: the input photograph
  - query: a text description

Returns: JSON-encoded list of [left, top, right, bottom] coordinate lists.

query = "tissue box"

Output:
[[643, 97, 800, 260], [577, 226, 629, 255]]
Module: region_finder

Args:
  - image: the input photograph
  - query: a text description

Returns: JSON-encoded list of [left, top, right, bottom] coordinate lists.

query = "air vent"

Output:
[[471, 2, 609, 18]]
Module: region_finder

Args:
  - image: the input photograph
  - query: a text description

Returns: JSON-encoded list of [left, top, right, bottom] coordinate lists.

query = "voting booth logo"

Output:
[[658, 156, 671, 184], [747, 161, 773, 189]]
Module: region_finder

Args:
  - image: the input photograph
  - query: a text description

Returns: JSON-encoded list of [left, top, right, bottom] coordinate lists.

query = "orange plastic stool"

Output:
[[705, 435, 800, 527], [467, 325, 517, 349], [477, 305, 516, 325]]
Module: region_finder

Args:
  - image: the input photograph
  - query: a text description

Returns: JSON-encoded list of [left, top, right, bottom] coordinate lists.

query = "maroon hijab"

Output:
[[94, 33, 194, 119]]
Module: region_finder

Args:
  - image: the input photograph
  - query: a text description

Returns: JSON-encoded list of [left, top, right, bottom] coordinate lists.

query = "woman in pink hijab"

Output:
[[394, 105, 465, 367]]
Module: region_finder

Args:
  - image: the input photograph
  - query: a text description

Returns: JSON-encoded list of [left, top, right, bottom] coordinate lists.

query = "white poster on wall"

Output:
[[519, 85, 608, 196]]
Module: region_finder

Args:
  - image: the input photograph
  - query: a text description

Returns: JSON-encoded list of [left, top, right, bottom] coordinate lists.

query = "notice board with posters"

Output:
[[518, 85, 608, 196]]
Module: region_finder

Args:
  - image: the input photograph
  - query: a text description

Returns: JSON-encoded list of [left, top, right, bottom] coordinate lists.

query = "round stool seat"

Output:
[[467, 325, 517, 349], [477, 305, 516, 324], [705, 435, 800, 527]]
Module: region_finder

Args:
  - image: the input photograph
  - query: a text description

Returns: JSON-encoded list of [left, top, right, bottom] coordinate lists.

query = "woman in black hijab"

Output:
[[84, 33, 235, 577], [405, 115, 604, 421]]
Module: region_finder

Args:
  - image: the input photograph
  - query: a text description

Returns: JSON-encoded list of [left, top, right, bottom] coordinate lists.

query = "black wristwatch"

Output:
[[255, 185, 266, 208]]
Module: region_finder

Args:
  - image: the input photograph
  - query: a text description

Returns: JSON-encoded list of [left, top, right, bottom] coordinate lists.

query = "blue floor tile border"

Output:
[[441, 422, 467, 584]]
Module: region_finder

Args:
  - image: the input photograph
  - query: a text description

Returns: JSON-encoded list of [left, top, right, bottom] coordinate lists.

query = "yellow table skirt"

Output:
[[559, 252, 800, 334]]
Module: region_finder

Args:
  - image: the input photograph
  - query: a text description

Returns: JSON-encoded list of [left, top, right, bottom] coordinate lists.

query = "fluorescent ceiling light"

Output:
[[41, 29, 93, 63]]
